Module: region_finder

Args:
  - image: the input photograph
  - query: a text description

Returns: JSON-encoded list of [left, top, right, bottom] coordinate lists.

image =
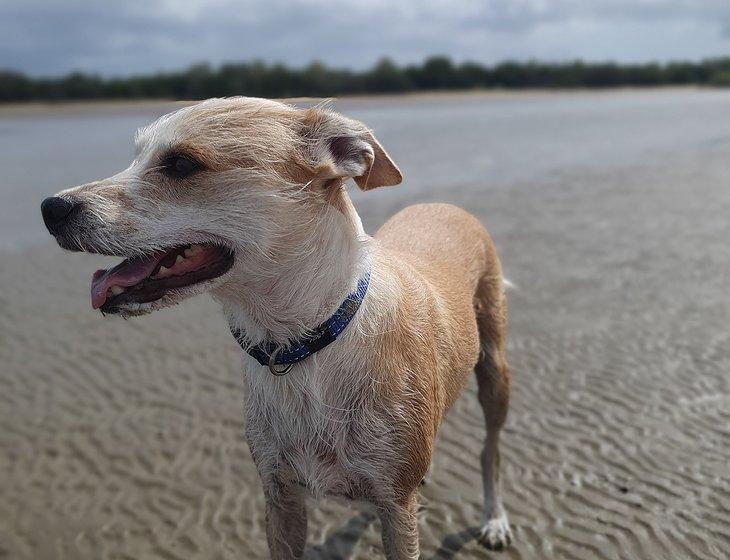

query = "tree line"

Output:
[[3, 56, 730, 102]]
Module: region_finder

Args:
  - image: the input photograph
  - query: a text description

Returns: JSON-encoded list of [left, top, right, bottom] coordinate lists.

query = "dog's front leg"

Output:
[[377, 491, 419, 560], [264, 481, 308, 560]]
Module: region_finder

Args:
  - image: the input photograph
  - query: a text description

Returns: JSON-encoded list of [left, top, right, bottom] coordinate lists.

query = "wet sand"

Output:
[[1, 90, 729, 559]]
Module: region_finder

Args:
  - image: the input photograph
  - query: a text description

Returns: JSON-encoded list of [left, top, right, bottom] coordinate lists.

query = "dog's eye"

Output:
[[161, 154, 202, 179]]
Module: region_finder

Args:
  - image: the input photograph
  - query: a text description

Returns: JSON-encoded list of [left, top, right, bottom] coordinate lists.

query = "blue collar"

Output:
[[229, 270, 370, 375]]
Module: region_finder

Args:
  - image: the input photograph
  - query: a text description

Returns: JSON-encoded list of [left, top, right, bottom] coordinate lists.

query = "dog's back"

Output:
[[375, 202, 507, 410], [376, 203, 499, 289]]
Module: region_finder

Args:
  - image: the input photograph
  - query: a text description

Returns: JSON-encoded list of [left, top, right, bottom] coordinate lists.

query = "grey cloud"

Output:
[[1, 0, 730, 76]]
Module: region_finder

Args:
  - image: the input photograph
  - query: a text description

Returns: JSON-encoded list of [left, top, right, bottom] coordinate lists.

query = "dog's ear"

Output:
[[300, 107, 402, 190]]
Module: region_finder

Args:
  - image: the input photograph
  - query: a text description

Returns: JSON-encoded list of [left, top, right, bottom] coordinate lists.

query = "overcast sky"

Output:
[[3, 0, 730, 76]]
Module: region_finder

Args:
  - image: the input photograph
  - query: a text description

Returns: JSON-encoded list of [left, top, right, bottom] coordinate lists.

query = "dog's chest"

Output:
[[245, 368, 385, 499]]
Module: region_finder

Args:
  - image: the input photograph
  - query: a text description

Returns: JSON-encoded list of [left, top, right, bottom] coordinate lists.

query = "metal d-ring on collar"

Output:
[[229, 270, 371, 376], [268, 348, 294, 376]]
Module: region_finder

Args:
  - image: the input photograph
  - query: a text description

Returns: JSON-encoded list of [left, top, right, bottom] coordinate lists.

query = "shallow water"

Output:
[[1, 90, 728, 559]]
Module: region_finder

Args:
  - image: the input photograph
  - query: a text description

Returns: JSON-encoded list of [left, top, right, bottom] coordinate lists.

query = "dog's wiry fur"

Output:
[[49, 97, 512, 558]]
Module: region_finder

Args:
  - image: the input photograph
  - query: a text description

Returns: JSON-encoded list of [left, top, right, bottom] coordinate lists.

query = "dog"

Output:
[[41, 97, 512, 559]]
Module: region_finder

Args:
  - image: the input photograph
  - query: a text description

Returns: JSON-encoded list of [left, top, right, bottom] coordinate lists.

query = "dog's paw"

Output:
[[478, 514, 513, 551]]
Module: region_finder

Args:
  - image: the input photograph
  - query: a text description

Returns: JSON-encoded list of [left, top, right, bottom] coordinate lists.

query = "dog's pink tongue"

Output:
[[90, 252, 163, 309]]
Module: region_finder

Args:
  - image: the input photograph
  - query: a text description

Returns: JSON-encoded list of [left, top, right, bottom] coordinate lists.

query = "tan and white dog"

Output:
[[41, 97, 512, 559]]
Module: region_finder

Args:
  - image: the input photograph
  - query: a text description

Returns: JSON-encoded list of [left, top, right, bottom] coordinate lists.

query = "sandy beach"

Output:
[[1, 90, 728, 559]]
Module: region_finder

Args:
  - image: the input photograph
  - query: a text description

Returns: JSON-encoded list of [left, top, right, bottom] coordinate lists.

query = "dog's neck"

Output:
[[213, 184, 370, 345]]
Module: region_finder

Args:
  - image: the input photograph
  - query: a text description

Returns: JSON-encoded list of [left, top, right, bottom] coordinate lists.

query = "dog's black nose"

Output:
[[41, 196, 77, 235]]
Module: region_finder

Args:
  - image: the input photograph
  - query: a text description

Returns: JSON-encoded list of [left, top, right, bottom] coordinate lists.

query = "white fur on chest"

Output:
[[243, 352, 393, 500]]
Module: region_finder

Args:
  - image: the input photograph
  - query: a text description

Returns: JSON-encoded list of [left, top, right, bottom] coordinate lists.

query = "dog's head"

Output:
[[41, 97, 401, 316]]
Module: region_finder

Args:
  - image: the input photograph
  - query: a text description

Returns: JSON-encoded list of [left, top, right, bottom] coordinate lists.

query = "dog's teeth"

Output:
[[190, 244, 202, 255], [110, 285, 125, 295], [158, 265, 170, 275], [175, 254, 185, 264], [184, 248, 194, 258]]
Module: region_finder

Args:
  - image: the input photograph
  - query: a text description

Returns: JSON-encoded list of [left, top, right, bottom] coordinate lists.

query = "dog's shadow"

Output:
[[304, 513, 485, 559], [303, 511, 378, 560], [428, 526, 484, 559]]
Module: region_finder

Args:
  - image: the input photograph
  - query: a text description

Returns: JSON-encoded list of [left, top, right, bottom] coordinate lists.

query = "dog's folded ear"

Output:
[[300, 107, 402, 190]]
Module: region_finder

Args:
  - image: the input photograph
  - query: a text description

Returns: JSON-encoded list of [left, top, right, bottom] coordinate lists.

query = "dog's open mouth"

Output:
[[90, 243, 234, 312]]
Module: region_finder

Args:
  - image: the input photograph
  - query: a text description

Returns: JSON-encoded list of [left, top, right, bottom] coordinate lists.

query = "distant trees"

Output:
[[3, 56, 730, 103]]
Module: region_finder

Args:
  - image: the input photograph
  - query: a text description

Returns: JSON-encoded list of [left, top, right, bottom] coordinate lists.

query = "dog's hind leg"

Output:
[[473, 275, 513, 550]]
